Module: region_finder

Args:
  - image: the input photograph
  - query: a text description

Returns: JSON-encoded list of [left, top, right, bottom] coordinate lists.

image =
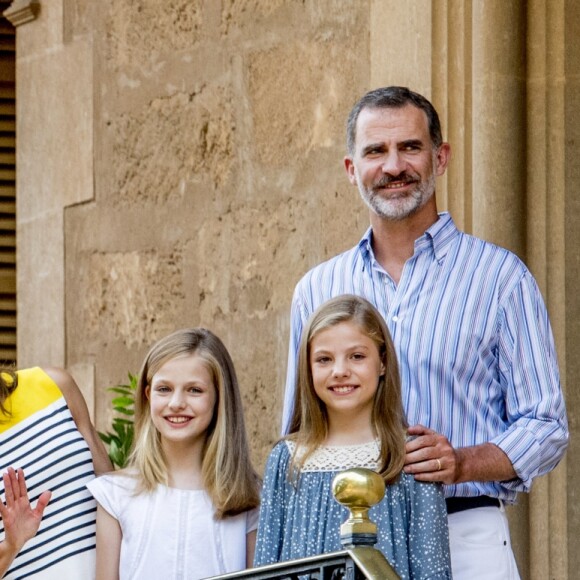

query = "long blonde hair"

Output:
[[128, 328, 260, 518], [288, 295, 407, 484]]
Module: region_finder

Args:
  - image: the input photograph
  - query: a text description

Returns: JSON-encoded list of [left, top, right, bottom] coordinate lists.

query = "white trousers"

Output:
[[447, 503, 521, 580]]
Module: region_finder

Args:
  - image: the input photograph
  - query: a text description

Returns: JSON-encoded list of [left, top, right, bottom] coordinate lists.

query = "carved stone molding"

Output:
[[3, 0, 40, 27]]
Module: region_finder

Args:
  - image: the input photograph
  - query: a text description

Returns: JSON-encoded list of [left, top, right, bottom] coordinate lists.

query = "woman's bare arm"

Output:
[[44, 367, 113, 475]]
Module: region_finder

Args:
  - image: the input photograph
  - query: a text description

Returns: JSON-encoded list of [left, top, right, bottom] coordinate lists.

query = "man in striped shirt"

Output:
[[281, 86, 568, 579]]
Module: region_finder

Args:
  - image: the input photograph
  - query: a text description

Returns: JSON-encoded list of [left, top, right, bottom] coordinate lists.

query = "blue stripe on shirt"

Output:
[[0, 402, 72, 447]]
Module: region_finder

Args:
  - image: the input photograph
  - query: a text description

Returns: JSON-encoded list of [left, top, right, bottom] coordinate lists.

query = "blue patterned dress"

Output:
[[254, 440, 451, 580]]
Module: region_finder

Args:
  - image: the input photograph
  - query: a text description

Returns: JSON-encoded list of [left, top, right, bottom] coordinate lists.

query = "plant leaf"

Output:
[[111, 396, 134, 407], [100, 372, 137, 469], [113, 406, 134, 416], [107, 387, 134, 396]]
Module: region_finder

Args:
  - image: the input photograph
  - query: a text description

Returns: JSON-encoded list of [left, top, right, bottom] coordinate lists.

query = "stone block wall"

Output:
[[61, 0, 370, 465]]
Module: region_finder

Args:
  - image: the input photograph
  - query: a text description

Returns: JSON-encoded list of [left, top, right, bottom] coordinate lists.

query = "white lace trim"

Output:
[[285, 439, 380, 472]]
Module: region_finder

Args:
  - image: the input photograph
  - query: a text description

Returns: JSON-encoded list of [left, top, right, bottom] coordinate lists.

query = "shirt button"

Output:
[[392, 315, 399, 322]]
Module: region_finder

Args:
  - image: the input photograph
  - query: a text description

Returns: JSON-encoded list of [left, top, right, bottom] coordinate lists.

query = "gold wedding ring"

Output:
[[436, 458, 442, 471]]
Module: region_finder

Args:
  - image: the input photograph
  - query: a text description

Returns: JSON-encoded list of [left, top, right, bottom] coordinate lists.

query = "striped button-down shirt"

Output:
[[282, 212, 568, 501]]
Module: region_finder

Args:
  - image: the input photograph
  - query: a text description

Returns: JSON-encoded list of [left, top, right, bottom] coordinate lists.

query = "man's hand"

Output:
[[404, 424, 461, 483], [404, 424, 518, 484]]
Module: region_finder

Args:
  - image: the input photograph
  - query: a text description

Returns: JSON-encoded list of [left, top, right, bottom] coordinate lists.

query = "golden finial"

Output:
[[332, 468, 385, 547]]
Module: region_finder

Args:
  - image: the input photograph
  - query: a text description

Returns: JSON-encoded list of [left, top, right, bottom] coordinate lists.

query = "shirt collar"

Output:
[[358, 211, 459, 264]]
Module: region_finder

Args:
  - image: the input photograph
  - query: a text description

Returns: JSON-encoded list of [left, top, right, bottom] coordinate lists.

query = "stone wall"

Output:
[[62, 0, 370, 464], [11, 0, 580, 578]]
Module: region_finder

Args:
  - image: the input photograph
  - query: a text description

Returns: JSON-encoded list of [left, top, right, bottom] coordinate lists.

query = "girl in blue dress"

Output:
[[254, 295, 451, 579]]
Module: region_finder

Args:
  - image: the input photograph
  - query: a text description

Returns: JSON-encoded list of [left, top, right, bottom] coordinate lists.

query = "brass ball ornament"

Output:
[[332, 467, 386, 507], [332, 468, 385, 546]]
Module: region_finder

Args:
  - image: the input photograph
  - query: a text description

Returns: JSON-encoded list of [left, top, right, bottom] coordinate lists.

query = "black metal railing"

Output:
[[208, 545, 398, 580]]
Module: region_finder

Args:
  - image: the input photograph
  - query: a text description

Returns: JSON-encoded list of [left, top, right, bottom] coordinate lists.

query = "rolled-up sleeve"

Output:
[[493, 272, 568, 490]]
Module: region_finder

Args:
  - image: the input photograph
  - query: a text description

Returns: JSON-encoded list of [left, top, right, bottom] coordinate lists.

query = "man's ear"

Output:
[[344, 156, 357, 185], [435, 142, 451, 177]]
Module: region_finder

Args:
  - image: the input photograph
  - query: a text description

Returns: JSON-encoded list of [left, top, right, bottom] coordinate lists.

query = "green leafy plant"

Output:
[[98, 372, 137, 469]]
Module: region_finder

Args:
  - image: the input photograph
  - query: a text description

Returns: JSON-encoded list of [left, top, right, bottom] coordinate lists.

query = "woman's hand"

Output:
[[0, 467, 51, 575]]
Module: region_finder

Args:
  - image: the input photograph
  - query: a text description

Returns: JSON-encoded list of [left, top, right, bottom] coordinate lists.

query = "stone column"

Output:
[[470, 3, 531, 576], [10, 0, 93, 367], [471, 1, 527, 256], [526, 1, 568, 578], [432, 0, 473, 231], [563, 1, 580, 578]]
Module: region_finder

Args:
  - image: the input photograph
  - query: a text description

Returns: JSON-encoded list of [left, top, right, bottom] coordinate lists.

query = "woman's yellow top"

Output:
[[0, 367, 63, 433]]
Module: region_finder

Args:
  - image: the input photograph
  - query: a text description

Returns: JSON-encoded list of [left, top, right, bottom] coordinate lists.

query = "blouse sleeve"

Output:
[[253, 441, 292, 567], [246, 506, 260, 533], [405, 477, 452, 579], [86, 474, 133, 520]]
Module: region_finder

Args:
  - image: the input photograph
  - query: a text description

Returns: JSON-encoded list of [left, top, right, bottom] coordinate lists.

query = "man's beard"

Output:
[[356, 170, 436, 221]]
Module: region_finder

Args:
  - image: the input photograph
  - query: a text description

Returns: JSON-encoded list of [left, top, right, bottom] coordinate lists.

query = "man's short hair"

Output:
[[346, 86, 443, 156]]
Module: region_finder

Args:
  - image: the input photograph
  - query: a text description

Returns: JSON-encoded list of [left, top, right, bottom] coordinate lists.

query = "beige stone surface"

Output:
[[15, 3, 93, 367], [68, 362, 96, 420], [471, 1, 527, 258], [17, 41, 94, 217], [84, 249, 186, 348], [431, 1, 472, 230], [370, 0, 432, 95], [525, 2, 568, 579], [13, 1, 580, 577], [563, 1, 580, 577], [105, 0, 203, 72], [17, 211, 65, 367], [110, 86, 235, 205], [63, 0, 369, 464], [248, 38, 363, 166], [63, 0, 93, 40], [221, 0, 300, 35], [14, 0, 63, 58]]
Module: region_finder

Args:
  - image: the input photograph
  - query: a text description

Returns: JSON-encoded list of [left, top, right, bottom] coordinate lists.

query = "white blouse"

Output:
[[88, 474, 258, 580]]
